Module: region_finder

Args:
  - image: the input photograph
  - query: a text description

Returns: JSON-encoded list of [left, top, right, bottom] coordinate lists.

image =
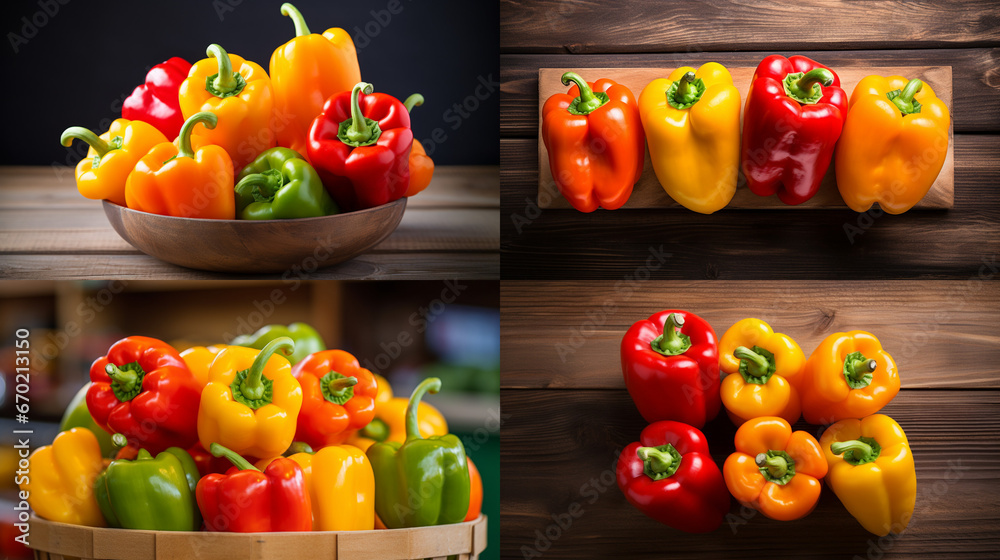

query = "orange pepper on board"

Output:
[[402, 94, 434, 197]]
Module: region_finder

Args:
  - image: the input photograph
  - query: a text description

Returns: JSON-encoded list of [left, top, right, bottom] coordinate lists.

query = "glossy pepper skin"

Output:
[[308, 82, 412, 211], [179, 344, 226, 387], [821, 414, 916, 536], [179, 44, 274, 170], [60, 382, 116, 458], [541, 72, 644, 212], [621, 311, 721, 429], [122, 57, 192, 139], [235, 147, 338, 219], [348, 374, 448, 452], [723, 416, 828, 521], [230, 322, 325, 365], [94, 436, 201, 531], [616, 421, 729, 533], [18, 428, 106, 527], [800, 331, 900, 425], [198, 337, 303, 460], [402, 94, 434, 197], [836, 76, 950, 214], [719, 318, 806, 426], [197, 443, 312, 532], [290, 349, 377, 448], [367, 378, 470, 528], [125, 111, 236, 219], [270, 3, 361, 157], [638, 63, 740, 214], [465, 457, 484, 522], [741, 55, 847, 205], [258, 443, 375, 531], [86, 336, 202, 454], [60, 119, 168, 206]]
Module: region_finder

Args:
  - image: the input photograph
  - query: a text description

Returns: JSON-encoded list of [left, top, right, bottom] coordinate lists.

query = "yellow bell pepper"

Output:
[[835, 75, 950, 214], [638, 62, 740, 214], [347, 374, 447, 452], [258, 445, 374, 531], [821, 414, 916, 536], [179, 344, 226, 387], [719, 318, 806, 425], [19, 428, 106, 527], [198, 337, 302, 460]]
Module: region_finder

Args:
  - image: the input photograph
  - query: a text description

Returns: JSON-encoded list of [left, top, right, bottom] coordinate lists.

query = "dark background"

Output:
[[0, 0, 499, 166]]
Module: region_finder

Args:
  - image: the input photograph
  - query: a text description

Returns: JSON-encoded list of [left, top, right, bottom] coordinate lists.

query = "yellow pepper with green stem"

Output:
[[19, 428, 106, 527], [638, 63, 741, 214]]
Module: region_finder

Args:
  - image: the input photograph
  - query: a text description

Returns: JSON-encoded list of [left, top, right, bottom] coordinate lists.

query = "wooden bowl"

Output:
[[103, 199, 406, 273]]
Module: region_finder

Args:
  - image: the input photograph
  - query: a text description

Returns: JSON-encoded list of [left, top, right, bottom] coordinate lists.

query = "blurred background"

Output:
[[0, 280, 499, 559], [0, 0, 499, 166]]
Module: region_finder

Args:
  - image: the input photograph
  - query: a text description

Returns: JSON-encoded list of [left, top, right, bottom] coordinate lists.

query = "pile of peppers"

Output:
[[21, 321, 482, 534], [617, 310, 914, 536], [61, 3, 434, 221], [544, 56, 950, 214]]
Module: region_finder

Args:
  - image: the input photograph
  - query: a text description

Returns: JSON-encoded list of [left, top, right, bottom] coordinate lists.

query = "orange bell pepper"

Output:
[[800, 331, 900, 425], [465, 457, 483, 522], [125, 112, 236, 219], [269, 3, 362, 157], [723, 416, 828, 521], [719, 318, 806, 425], [60, 119, 168, 206], [541, 72, 644, 212], [179, 44, 275, 170], [402, 94, 434, 197]]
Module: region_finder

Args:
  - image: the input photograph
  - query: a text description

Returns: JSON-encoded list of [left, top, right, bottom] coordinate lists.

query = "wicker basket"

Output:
[[28, 515, 487, 560]]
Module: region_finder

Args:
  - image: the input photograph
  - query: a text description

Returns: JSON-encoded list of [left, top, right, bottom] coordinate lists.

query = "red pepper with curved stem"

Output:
[[290, 349, 378, 448], [86, 337, 202, 454], [122, 57, 192, 139], [196, 443, 312, 532], [741, 55, 847, 205], [307, 82, 412, 211], [617, 421, 730, 533], [621, 310, 721, 429]]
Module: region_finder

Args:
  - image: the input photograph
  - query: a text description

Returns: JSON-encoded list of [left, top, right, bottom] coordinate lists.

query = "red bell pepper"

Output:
[[86, 336, 202, 454], [196, 443, 312, 532], [617, 421, 730, 533], [307, 82, 412, 211], [621, 311, 721, 429], [187, 442, 237, 478], [741, 55, 847, 205], [122, 57, 192, 139], [290, 349, 378, 448]]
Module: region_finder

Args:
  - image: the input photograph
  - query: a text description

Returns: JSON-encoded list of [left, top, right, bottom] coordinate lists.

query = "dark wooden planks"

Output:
[[500, 49, 1000, 135], [500, 280, 1000, 389], [499, 388, 1000, 559], [500, 1, 1000, 54], [500, 135, 1000, 279]]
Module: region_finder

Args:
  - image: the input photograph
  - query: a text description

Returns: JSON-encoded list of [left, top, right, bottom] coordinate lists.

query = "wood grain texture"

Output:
[[501, 50, 1000, 136], [502, 135, 1000, 279], [536, 66, 954, 209], [499, 388, 1000, 559], [500, 0, 1000, 54], [500, 280, 1000, 389]]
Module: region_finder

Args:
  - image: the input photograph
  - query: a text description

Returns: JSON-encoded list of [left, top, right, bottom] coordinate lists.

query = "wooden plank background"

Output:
[[500, 0, 1000, 279], [499, 280, 1000, 559]]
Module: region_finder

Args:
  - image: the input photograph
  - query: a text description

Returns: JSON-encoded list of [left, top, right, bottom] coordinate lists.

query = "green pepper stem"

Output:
[[207, 44, 237, 93], [111, 433, 129, 450], [637, 446, 673, 473], [346, 82, 376, 144], [326, 375, 357, 392], [280, 3, 311, 37], [673, 72, 699, 105], [561, 72, 604, 114], [734, 346, 769, 378], [831, 439, 875, 462], [285, 441, 314, 455], [235, 170, 283, 203], [405, 377, 441, 441], [210, 442, 260, 472], [891, 79, 923, 114], [653, 313, 688, 355], [790, 68, 834, 99], [360, 418, 389, 442], [105, 363, 138, 390], [241, 336, 294, 401], [403, 93, 424, 113], [175, 112, 217, 160], [845, 355, 877, 381], [755, 452, 788, 478], [60, 127, 112, 156]]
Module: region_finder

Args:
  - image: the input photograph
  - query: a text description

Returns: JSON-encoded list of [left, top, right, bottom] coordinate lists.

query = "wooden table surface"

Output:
[[499, 280, 1000, 559], [0, 165, 499, 280], [500, 0, 1000, 280]]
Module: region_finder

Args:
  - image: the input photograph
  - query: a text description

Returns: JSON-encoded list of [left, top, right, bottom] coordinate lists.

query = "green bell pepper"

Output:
[[234, 147, 339, 220], [94, 435, 202, 531], [367, 377, 470, 528], [229, 321, 325, 365], [60, 383, 116, 457]]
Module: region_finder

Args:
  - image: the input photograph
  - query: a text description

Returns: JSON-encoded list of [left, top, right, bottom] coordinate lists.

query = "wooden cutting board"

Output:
[[536, 66, 953, 210]]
